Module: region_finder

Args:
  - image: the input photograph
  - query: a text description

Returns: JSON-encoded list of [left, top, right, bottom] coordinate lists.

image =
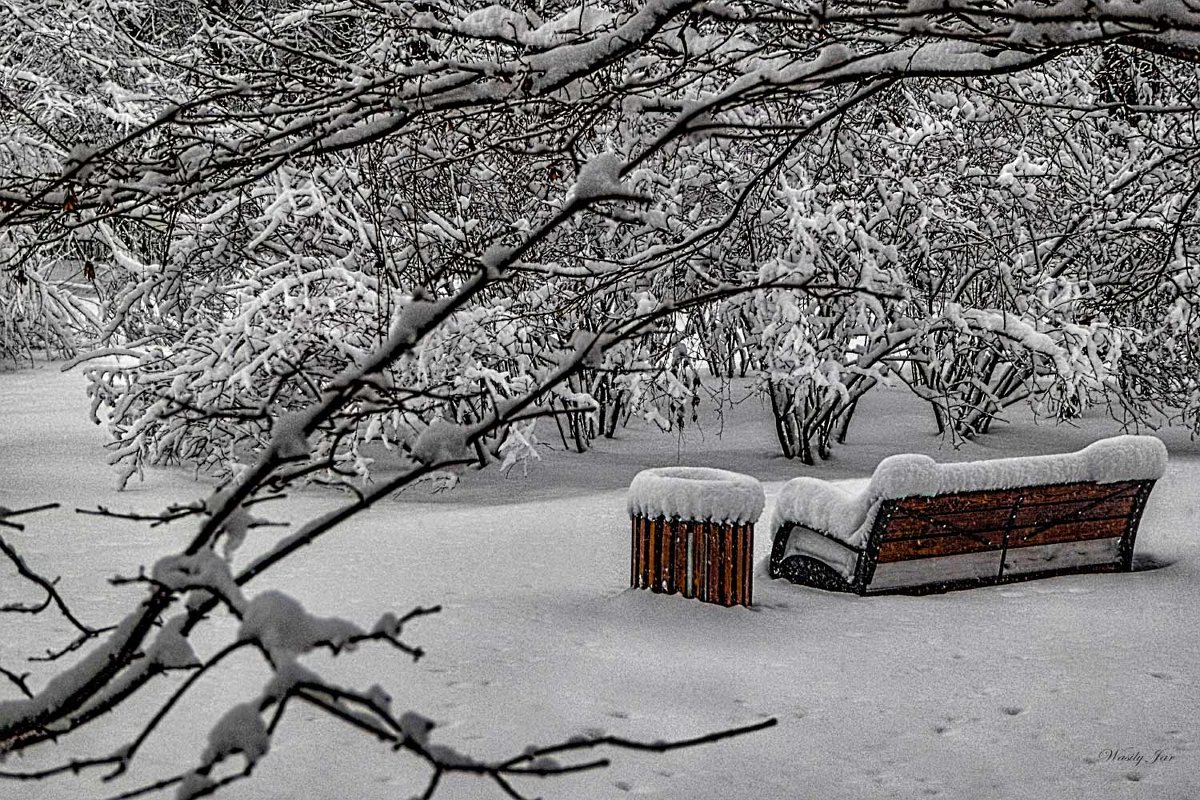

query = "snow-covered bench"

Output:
[[628, 467, 765, 607], [768, 436, 1167, 595]]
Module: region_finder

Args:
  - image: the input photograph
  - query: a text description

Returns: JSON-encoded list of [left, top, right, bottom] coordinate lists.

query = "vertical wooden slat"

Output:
[[725, 524, 735, 606], [730, 524, 740, 606], [673, 521, 688, 596], [641, 517, 652, 590], [734, 524, 745, 606], [661, 520, 672, 594], [633, 515, 643, 585], [682, 524, 694, 598], [658, 517, 668, 592], [727, 524, 734, 605], [705, 522, 715, 604], [705, 520, 716, 603], [694, 520, 707, 601], [742, 524, 750, 605], [632, 516, 641, 589], [744, 524, 754, 607], [644, 516, 653, 590], [641, 516, 650, 590], [664, 519, 675, 591], [659, 519, 673, 593], [685, 521, 694, 595], [659, 519, 669, 591], [715, 522, 724, 604], [649, 517, 661, 592], [638, 520, 648, 587], [722, 524, 734, 606]]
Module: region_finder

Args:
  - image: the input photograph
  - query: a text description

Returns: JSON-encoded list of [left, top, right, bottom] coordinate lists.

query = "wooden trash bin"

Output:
[[627, 467, 765, 607]]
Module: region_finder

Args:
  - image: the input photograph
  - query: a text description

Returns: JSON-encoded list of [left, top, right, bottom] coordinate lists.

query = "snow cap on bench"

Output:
[[628, 466, 766, 524], [867, 435, 1168, 500]]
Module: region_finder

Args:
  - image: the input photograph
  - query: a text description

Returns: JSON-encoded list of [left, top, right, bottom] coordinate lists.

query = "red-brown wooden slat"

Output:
[[1008, 516, 1129, 548], [652, 515, 662, 592], [686, 522, 696, 597], [877, 531, 1006, 562], [737, 524, 745, 605], [729, 522, 739, 604], [633, 520, 643, 587], [700, 522, 710, 604], [744, 524, 753, 606], [895, 481, 1140, 517], [714, 521, 722, 603], [655, 519, 666, 592], [879, 515, 1130, 563], [644, 517, 654, 589], [707, 520, 718, 603], [712, 523, 722, 605], [725, 525, 734, 606], [658, 518, 669, 591], [886, 506, 1018, 536], [886, 494, 1137, 538], [737, 524, 748, 605], [711, 523, 717, 603], [673, 521, 688, 596], [641, 516, 650, 589], [694, 520, 707, 601], [723, 526, 734, 606], [719, 523, 727, 603], [642, 517, 649, 588], [660, 520, 675, 593], [657, 518, 670, 592], [1010, 496, 1135, 528], [635, 516, 644, 590], [745, 524, 754, 606]]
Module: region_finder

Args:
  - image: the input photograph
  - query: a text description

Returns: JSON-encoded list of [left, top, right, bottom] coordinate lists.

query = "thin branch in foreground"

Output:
[[502, 716, 780, 769], [75, 503, 205, 528], [0, 665, 32, 699], [293, 678, 778, 795], [0, 506, 112, 644], [0, 503, 60, 531]]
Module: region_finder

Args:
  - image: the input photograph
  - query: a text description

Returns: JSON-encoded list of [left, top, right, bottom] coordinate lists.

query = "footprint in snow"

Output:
[[1000, 706, 1024, 716], [934, 714, 957, 734]]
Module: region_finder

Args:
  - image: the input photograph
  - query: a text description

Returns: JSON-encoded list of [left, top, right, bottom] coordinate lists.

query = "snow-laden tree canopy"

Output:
[[4, 0, 1200, 469]]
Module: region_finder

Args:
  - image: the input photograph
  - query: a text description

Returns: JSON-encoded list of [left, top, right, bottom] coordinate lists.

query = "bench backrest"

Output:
[[856, 479, 1156, 594]]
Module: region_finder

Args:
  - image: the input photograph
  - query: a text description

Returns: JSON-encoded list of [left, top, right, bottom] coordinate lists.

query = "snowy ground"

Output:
[[2, 363, 1198, 800]]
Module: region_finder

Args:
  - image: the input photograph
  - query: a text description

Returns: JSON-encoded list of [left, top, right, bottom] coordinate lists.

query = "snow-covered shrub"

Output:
[[0, 267, 97, 366], [84, 271, 586, 487]]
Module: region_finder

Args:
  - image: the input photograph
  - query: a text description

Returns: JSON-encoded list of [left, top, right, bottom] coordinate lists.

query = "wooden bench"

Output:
[[768, 436, 1166, 595]]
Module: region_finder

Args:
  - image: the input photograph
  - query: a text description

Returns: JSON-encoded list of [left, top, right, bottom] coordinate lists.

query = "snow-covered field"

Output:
[[2, 363, 1198, 800]]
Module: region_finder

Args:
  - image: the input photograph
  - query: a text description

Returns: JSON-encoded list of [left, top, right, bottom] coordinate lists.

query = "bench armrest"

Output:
[[770, 477, 874, 546]]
